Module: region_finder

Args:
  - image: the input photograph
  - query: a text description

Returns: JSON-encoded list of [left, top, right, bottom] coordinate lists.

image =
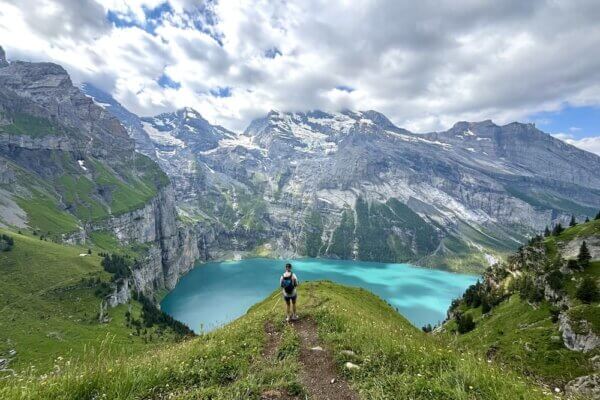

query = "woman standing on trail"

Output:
[[280, 263, 299, 322]]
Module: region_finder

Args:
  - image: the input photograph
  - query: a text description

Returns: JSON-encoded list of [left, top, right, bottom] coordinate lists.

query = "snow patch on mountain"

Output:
[[142, 121, 186, 148]]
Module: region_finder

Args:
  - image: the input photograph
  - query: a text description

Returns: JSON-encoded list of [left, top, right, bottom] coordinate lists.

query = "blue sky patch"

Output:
[[157, 73, 181, 89], [107, 2, 173, 34], [335, 85, 355, 93], [210, 86, 232, 97], [528, 105, 600, 139], [264, 47, 282, 58], [186, 3, 223, 46]]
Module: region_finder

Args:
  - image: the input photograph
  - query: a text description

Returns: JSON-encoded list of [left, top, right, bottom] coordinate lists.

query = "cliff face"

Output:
[[0, 47, 200, 300], [85, 184, 201, 294]]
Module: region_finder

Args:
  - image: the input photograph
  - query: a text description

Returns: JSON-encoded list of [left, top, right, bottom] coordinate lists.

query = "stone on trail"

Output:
[[341, 350, 356, 356], [260, 389, 283, 399], [344, 361, 360, 370], [310, 346, 324, 351]]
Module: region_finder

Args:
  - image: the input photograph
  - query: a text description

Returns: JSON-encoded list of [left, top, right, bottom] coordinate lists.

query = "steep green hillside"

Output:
[[1, 282, 552, 399], [0, 229, 187, 375], [440, 219, 600, 388], [0, 145, 168, 237], [317, 197, 441, 264]]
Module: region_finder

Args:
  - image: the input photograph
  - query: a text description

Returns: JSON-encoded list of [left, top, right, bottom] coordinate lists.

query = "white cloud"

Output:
[[552, 133, 600, 155], [1, 0, 600, 133]]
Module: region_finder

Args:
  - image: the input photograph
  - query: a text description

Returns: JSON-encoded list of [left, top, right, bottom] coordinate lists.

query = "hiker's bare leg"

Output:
[[286, 301, 291, 320], [292, 299, 297, 318]]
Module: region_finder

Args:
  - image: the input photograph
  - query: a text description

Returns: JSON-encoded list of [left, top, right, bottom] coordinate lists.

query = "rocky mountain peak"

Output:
[[0, 59, 73, 91], [177, 107, 209, 123], [450, 119, 495, 131], [359, 110, 396, 129], [0, 46, 8, 67]]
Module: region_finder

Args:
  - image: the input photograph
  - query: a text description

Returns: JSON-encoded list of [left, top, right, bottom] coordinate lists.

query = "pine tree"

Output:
[[596, 210, 600, 220], [578, 241, 591, 268], [585, 217, 590, 223], [552, 223, 564, 236], [544, 226, 551, 237], [569, 215, 577, 227]]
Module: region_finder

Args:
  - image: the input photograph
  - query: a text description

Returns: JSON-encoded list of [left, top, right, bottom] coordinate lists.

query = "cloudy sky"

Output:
[[1, 0, 599, 154]]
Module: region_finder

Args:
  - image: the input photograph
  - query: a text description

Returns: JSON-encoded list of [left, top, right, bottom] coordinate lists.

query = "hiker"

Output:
[[280, 263, 299, 321]]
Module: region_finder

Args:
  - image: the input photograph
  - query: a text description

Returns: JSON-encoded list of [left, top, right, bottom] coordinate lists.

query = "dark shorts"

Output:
[[283, 294, 297, 303]]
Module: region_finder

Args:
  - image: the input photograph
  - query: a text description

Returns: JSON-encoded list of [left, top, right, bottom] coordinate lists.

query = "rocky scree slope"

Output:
[[441, 218, 600, 397], [84, 85, 600, 271], [0, 47, 201, 300]]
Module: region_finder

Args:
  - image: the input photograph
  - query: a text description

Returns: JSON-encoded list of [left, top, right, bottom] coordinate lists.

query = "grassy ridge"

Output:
[[442, 293, 592, 385], [1, 282, 553, 399], [0, 230, 177, 374], [440, 219, 600, 386]]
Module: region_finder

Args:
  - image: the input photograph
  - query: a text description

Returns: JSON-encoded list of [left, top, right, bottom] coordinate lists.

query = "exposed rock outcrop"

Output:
[[106, 279, 130, 308], [565, 374, 600, 398], [0, 46, 8, 67], [559, 312, 600, 352], [560, 236, 600, 260]]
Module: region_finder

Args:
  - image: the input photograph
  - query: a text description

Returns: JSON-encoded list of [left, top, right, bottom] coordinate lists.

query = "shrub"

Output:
[[94, 281, 113, 298], [137, 293, 194, 337], [101, 254, 132, 281], [576, 277, 599, 304], [456, 313, 475, 334], [517, 276, 544, 303], [567, 259, 580, 270], [481, 297, 492, 314], [546, 270, 564, 291], [549, 306, 560, 323], [463, 281, 483, 307], [448, 298, 461, 314], [0, 234, 14, 251]]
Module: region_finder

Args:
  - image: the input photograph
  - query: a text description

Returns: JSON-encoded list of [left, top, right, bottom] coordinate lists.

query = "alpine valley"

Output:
[[81, 84, 600, 274], [1, 45, 600, 287], [1, 46, 600, 398]]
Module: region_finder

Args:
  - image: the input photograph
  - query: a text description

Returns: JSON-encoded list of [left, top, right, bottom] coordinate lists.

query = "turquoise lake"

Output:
[[160, 258, 478, 333]]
